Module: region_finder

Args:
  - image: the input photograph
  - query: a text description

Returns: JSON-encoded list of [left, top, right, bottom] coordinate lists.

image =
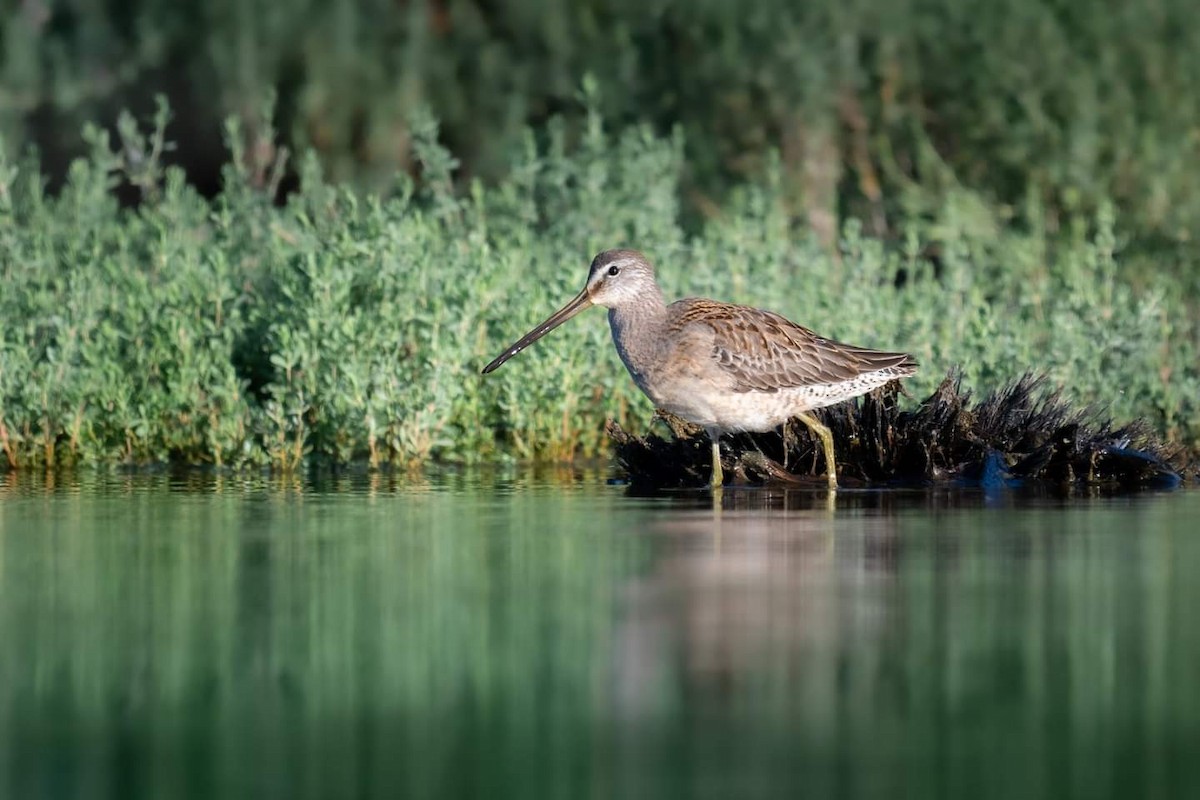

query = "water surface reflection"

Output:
[[0, 472, 1195, 799]]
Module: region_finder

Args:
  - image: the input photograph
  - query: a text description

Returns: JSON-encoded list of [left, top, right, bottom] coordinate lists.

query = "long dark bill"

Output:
[[481, 287, 593, 374]]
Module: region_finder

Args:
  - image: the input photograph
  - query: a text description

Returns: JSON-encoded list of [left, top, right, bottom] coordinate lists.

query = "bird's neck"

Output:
[[607, 291, 669, 394], [608, 289, 668, 337]]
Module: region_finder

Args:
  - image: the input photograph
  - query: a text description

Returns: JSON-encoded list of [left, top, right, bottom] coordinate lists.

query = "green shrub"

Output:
[[1, 101, 1197, 471]]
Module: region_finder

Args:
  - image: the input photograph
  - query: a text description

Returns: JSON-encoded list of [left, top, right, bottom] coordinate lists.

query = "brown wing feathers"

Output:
[[671, 299, 916, 394]]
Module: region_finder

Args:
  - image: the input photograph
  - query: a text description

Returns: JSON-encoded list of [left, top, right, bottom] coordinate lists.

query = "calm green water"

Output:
[[1, 471, 1197, 799]]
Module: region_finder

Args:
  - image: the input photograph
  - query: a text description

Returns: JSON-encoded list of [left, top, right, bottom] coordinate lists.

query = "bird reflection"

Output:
[[608, 496, 904, 720]]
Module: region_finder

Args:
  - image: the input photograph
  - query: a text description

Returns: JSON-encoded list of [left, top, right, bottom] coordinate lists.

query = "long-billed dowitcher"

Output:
[[482, 249, 918, 488]]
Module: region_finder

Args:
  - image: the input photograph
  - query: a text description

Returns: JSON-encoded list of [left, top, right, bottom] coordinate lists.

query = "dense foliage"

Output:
[[2, 102, 1196, 470]]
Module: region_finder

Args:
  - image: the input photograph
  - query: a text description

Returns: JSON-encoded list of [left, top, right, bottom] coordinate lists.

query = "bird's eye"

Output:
[[607, 265, 620, 277]]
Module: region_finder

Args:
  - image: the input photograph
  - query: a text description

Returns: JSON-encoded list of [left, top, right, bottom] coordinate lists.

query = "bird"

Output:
[[482, 249, 918, 489]]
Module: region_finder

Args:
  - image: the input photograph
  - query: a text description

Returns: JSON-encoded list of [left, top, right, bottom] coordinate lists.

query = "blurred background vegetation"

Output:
[[1, 0, 1198, 470], [4, 0, 1199, 245]]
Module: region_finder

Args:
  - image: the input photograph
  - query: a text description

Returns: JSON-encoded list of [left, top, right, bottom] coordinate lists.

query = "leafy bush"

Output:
[[1, 101, 1197, 470]]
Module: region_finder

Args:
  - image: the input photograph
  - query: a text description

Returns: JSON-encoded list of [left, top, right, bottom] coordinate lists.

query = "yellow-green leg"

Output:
[[797, 412, 838, 489], [706, 429, 724, 488]]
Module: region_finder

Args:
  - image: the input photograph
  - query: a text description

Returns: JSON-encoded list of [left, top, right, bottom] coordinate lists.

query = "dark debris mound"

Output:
[[606, 369, 1190, 493]]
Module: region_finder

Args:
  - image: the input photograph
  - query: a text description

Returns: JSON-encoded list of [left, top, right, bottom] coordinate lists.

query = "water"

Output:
[[1, 471, 1197, 799]]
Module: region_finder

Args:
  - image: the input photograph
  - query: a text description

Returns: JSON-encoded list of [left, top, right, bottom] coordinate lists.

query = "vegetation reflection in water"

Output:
[[0, 472, 1197, 799]]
